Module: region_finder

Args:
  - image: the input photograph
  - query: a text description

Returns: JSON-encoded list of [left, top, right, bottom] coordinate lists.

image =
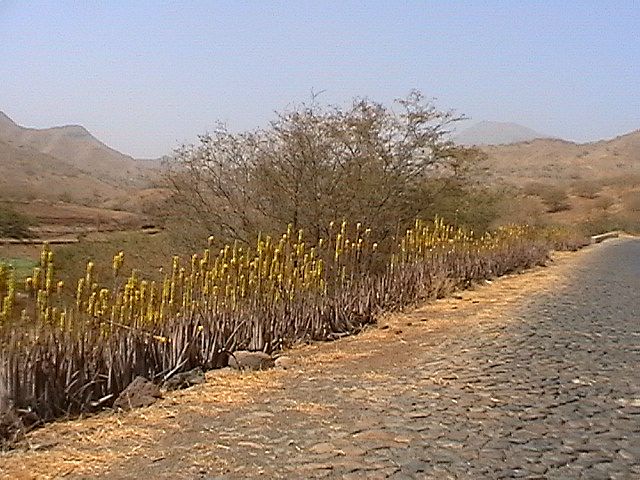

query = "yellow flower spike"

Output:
[[39, 243, 50, 269], [46, 265, 55, 294], [32, 266, 42, 290], [76, 278, 85, 308], [56, 280, 64, 295], [85, 261, 94, 286], [87, 292, 97, 316], [335, 234, 343, 261], [43, 306, 52, 323], [112, 251, 125, 277]]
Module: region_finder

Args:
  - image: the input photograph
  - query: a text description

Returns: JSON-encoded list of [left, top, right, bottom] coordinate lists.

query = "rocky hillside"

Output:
[[480, 130, 640, 185]]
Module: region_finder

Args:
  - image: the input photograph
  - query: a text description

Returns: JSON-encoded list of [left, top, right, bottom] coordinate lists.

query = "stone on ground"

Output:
[[227, 351, 275, 371], [163, 367, 206, 391], [113, 376, 162, 410]]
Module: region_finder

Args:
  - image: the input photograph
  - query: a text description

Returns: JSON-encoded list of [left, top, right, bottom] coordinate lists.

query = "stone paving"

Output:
[[93, 237, 639, 480], [2, 238, 638, 479]]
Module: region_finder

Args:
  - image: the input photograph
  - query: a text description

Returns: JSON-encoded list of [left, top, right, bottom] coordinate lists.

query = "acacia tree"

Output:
[[163, 91, 482, 245]]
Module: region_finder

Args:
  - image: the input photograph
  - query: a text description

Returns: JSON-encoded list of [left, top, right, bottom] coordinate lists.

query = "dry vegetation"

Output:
[[1, 92, 636, 447], [478, 132, 640, 234], [0, 92, 595, 445], [0, 218, 585, 445], [161, 91, 482, 244]]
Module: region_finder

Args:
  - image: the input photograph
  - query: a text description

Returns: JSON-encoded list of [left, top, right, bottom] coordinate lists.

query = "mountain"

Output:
[[0, 111, 155, 187], [0, 138, 127, 203], [0, 110, 158, 204], [455, 121, 548, 146], [479, 130, 640, 185]]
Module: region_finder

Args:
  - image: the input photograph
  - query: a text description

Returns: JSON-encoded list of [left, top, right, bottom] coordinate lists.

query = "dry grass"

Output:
[[285, 401, 337, 415], [0, 368, 285, 479]]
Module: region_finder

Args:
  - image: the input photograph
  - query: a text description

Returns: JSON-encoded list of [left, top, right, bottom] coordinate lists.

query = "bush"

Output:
[[593, 195, 615, 211], [523, 183, 571, 213], [580, 212, 640, 235], [163, 91, 485, 246], [0, 207, 33, 239], [418, 179, 502, 233], [604, 173, 640, 189], [572, 180, 601, 199], [491, 194, 547, 229]]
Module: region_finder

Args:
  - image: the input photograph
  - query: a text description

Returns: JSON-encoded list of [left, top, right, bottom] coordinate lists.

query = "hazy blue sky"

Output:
[[1, 1, 638, 158]]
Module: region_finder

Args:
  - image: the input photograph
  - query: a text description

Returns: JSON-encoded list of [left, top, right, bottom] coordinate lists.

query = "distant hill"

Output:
[[479, 130, 640, 185], [455, 121, 548, 146], [0, 111, 159, 204], [0, 138, 125, 203]]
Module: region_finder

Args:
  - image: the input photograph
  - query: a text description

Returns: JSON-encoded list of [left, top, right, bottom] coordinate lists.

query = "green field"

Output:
[[0, 256, 39, 282]]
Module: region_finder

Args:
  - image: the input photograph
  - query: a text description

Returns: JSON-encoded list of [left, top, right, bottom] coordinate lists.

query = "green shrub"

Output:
[[0, 207, 33, 238]]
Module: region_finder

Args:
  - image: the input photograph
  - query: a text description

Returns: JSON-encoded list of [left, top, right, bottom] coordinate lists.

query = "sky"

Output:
[[1, 1, 639, 158]]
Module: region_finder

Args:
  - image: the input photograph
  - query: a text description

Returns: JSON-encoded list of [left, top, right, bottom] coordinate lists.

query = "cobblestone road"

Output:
[[3, 238, 639, 479]]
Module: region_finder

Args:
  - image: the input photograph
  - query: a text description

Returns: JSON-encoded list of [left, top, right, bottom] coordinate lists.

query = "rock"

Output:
[[163, 367, 206, 391], [0, 408, 25, 445], [227, 351, 275, 371], [274, 355, 295, 369], [207, 352, 232, 369], [308, 441, 335, 454], [113, 376, 162, 410]]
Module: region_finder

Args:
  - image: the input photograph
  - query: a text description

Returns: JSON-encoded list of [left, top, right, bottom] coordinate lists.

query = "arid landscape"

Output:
[[1, 3, 639, 478], [0, 111, 164, 234], [1, 106, 638, 304], [2, 110, 639, 243]]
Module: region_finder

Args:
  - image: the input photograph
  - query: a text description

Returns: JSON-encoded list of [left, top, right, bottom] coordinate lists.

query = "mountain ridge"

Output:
[[455, 120, 549, 146], [0, 110, 159, 205], [479, 129, 640, 186], [0, 110, 155, 190]]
